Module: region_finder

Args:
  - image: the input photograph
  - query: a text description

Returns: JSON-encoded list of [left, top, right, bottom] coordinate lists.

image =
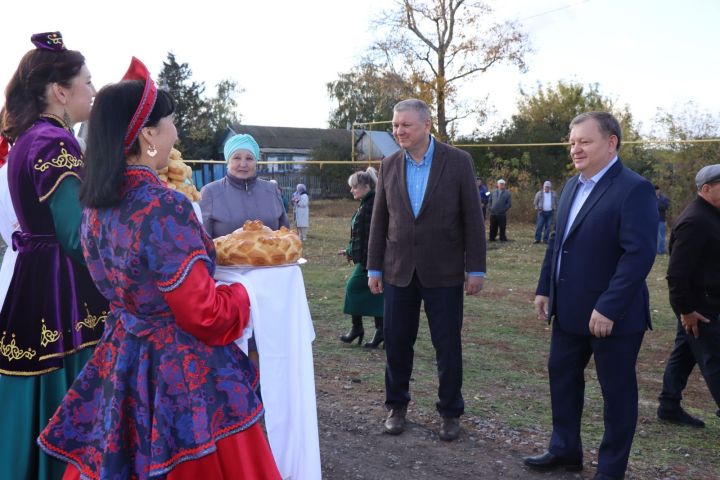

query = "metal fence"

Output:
[[188, 161, 353, 201]]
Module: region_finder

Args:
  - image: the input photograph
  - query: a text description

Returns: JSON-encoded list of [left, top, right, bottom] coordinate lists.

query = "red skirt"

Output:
[[62, 423, 281, 480]]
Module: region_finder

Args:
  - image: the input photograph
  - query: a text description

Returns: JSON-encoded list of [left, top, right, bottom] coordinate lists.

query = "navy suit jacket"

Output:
[[536, 160, 658, 336]]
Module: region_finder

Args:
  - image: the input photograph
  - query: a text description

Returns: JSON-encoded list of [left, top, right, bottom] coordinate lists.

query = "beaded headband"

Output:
[[121, 57, 158, 156], [31, 32, 66, 52]]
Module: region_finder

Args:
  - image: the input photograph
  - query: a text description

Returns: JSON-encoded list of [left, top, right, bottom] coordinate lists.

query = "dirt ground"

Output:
[[316, 373, 585, 480], [316, 362, 604, 480], [314, 355, 713, 480], [314, 336, 595, 480]]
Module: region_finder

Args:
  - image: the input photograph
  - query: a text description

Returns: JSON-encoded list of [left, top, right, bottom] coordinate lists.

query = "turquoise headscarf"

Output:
[[223, 134, 260, 162]]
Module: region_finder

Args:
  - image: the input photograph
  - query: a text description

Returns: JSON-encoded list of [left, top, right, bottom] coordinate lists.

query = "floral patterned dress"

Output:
[[38, 166, 275, 479]]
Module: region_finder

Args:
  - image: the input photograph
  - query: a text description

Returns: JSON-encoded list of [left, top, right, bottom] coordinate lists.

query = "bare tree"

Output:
[[374, 0, 529, 141]]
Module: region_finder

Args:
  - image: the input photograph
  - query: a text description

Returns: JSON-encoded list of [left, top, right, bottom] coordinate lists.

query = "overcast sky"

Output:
[[3, 0, 718, 136]]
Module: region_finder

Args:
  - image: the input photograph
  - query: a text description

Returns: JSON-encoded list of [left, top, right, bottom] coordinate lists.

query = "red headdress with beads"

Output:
[[121, 57, 157, 155]]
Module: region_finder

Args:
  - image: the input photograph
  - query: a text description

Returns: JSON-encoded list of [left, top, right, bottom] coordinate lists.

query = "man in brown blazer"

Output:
[[367, 99, 486, 442]]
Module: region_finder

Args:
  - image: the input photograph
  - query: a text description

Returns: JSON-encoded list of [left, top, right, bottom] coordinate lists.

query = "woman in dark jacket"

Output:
[[339, 167, 384, 348]]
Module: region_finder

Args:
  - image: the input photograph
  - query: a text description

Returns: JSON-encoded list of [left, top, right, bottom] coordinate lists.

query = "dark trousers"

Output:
[[383, 274, 464, 417], [659, 315, 720, 410], [489, 213, 507, 241], [481, 204, 487, 221], [548, 328, 644, 478], [534, 210, 553, 242]]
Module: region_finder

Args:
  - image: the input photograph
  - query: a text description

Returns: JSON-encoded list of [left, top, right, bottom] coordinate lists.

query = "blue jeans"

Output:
[[535, 210, 553, 242], [657, 221, 666, 254]]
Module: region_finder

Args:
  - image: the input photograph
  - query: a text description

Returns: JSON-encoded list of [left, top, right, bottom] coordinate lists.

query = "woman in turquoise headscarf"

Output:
[[199, 133, 288, 238]]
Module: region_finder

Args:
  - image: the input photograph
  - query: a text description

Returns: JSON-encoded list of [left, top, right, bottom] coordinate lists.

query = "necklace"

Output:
[[39, 113, 71, 131]]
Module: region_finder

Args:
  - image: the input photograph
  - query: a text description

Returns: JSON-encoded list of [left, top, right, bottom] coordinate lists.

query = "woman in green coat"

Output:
[[339, 167, 384, 348]]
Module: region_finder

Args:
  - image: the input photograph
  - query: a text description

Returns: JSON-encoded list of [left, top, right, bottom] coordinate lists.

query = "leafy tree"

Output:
[[327, 63, 427, 129], [303, 141, 355, 198], [158, 53, 206, 157], [648, 103, 720, 215], [373, 0, 529, 141], [475, 81, 641, 182], [158, 53, 242, 159]]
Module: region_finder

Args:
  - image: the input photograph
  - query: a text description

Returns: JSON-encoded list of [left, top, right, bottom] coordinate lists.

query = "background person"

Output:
[[339, 167, 384, 348], [38, 60, 280, 480], [476, 177, 489, 220], [488, 178, 511, 241], [294, 183, 309, 240], [533, 180, 557, 244], [199, 133, 288, 237], [0, 32, 107, 480], [657, 164, 720, 428], [656, 184, 670, 254]]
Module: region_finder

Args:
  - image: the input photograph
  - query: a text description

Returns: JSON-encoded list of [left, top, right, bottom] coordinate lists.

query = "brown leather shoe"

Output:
[[384, 406, 407, 435], [439, 416, 461, 441]]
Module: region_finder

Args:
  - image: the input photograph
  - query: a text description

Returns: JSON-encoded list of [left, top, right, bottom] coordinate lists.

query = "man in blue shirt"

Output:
[[367, 99, 486, 442]]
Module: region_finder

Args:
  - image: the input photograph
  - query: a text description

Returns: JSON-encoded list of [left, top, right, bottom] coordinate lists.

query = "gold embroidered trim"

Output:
[[0, 332, 37, 362], [33, 142, 83, 173], [40, 319, 62, 347], [39, 113, 71, 131], [38, 340, 99, 361], [0, 366, 60, 376], [38, 171, 81, 203], [76, 304, 107, 331]]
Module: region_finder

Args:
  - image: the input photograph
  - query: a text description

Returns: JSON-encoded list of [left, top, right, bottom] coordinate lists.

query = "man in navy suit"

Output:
[[523, 112, 657, 480]]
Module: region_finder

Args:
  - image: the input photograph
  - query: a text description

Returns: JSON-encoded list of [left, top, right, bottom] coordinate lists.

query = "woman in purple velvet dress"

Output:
[[0, 32, 107, 480]]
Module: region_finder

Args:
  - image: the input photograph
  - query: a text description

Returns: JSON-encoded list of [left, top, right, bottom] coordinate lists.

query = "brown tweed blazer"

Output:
[[367, 140, 486, 288]]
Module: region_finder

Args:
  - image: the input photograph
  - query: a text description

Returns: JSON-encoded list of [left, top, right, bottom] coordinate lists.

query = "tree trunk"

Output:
[[436, 54, 448, 142]]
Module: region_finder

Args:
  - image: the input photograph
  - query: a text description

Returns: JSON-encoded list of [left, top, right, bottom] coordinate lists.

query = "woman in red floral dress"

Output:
[[38, 59, 280, 479]]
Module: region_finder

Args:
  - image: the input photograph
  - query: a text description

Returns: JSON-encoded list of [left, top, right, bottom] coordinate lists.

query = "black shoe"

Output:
[[594, 473, 624, 480], [363, 329, 384, 348], [657, 406, 705, 428], [340, 325, 364, 345], [532, 240, 541, 244], [488, 238, 496, 242], [523, 452, 583, 472]]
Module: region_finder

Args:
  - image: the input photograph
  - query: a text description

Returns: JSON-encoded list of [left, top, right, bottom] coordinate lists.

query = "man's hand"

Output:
[[368, 276, 383, 295], [681, 311, 711, 339], [465, 276, 484, 296], [589, 309, 614, 337], [534, 295, 549, 321]]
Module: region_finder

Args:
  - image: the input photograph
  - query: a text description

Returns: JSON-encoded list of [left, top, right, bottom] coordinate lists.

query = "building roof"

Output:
[[228, 124, 353, 150], [356, 130, 400, 158]]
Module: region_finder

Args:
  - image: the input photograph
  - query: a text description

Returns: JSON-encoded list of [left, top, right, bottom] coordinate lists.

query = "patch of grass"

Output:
[[303, 199, 719, 478]]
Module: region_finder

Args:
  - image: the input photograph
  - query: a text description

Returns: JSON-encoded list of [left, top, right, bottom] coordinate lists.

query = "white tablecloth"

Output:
[[215, 265, 321, 480]]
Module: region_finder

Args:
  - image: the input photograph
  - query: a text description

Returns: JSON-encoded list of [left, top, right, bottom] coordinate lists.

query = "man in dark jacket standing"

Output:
[[526, 112, 657, 480], [657, 164, 720, 428], [656, 185, 671, 254], [488, 179, 512, 241], [367, 99, 486, 442]]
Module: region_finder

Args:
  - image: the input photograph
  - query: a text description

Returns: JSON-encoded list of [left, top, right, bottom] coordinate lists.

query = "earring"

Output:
[[147, 145, 158, 158]]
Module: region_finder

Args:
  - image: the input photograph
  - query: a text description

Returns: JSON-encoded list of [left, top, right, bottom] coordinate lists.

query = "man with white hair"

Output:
[[533, 180, 557, 244], [488, 178, 512, 241]]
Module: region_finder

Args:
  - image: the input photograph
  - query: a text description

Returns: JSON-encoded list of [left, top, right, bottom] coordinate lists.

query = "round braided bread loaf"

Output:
[[214, 220, 303, 266]]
